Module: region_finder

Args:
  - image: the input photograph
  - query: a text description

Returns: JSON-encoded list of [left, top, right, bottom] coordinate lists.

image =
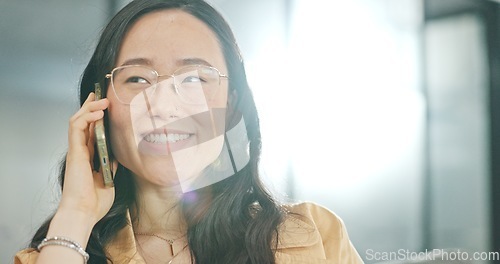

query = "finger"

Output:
[[77, 92, 97, 117], [68, 111, 104, 158], [87, 92, 95, 103], [66, 92, 110, 167], [71, 96, 109, 143], [85, 98, 109, 112], [70, 111, 104, 135], [72, 97, 109, 121]]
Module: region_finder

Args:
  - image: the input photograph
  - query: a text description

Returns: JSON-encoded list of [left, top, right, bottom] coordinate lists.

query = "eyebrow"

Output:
[[119, 57, 214, 68], [120, 58, 153, 67], [180, 58, 213, 67]]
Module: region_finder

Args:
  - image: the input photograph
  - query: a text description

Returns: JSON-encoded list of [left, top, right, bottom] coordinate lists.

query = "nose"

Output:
[[148, 78, 182, 120]]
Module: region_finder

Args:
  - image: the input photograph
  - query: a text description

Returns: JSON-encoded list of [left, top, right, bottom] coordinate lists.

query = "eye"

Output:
[[126, 76, 151, 84], [181, 76, 205, 83]]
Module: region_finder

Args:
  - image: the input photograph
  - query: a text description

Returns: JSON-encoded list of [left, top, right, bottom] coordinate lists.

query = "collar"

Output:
[[105, 208, 320, 261]]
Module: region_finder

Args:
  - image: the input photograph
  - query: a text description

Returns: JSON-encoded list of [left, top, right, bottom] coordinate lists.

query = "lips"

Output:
[[138, 128, 195, 155], [144, 132, 191, 144]]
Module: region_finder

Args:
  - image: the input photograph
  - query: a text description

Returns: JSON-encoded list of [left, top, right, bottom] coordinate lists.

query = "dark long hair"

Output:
[[29, 0, 283, 263]]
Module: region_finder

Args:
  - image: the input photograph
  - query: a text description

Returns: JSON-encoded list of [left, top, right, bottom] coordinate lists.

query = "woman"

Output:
[[15, 0, 362, 263]]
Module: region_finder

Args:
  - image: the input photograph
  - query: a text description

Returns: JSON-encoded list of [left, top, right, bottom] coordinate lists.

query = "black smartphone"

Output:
[[94, 83, 114, 188]]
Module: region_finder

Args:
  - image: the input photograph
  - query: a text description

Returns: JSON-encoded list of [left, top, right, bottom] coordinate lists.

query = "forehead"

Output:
[[116, 9, 225, 70]]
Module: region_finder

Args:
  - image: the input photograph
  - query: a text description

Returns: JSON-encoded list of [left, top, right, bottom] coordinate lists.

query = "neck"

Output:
[[131, 175, 187, 237]]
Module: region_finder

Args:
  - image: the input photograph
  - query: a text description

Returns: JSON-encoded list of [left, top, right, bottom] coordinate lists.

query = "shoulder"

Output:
[[284, 202, 345, 237], [278, 202, 346, 246], [14, 248, 38, 264], [275, 202, 363, 264]]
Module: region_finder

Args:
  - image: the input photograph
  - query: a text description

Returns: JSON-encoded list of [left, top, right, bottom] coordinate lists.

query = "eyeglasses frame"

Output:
[[105, 64, 229, 105]]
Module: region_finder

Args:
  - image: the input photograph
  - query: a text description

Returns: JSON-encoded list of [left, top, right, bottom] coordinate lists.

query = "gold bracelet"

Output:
[[37, 236, 89, 263]]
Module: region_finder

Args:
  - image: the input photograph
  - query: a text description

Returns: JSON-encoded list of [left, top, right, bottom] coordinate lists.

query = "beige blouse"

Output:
[[15, 202, 363, 263]]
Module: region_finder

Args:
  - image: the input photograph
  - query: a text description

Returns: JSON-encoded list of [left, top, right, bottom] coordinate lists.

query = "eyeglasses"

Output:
[[105, 64, 228, 105]]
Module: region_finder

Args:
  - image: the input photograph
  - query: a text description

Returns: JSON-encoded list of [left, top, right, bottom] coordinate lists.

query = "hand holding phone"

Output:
[[94, 83, 114, 188]]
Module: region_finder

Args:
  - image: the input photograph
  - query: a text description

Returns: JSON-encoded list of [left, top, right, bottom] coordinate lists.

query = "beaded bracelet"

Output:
[[37, 236, 89, 263]]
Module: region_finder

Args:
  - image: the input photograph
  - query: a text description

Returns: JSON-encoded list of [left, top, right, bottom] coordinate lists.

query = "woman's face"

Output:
[[107, 9, 228, 190]]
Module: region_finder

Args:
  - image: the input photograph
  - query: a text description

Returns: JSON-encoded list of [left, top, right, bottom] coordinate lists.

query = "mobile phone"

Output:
[[94, 83, 114, 188]]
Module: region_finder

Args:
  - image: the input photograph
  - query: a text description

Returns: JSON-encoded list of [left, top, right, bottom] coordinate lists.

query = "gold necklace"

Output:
[[134, 232, 186, 261]]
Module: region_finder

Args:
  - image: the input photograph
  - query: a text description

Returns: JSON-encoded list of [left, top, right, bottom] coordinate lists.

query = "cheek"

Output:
[[108, 104, 133, 154], [207, 85, 228, 109]]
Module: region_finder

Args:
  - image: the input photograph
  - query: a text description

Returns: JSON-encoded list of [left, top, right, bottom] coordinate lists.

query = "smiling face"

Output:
[[107, 9, 229, 189]]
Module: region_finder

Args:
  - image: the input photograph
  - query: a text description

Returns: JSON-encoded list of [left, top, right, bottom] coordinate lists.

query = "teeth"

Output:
[[144, 133, 190, 144]]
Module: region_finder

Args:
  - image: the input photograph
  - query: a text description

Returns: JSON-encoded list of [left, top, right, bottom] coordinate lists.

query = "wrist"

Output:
[[47, 209, 96, 249]]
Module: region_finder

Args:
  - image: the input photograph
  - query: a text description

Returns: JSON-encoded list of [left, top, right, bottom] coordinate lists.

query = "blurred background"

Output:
[[1, 0, 500, 263]]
